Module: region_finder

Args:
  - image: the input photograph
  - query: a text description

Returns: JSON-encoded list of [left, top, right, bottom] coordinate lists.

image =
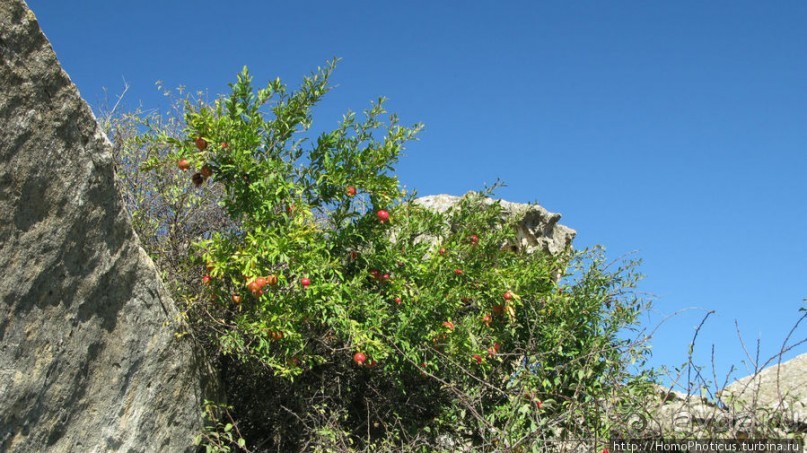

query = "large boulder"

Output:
[[627, 354, 807, 438], [415, 194, 576, 257], [719, 352, 807, 432], [0, 1, 210, 451], [641, 386, 730, 436]]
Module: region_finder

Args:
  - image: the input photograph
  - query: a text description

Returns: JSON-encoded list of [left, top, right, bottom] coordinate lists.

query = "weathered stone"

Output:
[[0, 1, 210, 451], [644, 386, 729, 436], [633, 354, 807, 439], [415, 193, 576, 257], [720, 353, 807, 432]]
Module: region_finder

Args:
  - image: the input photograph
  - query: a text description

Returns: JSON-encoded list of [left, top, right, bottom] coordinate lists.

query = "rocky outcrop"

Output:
[[0, 1, 209, 451], [641, 386, 732, 436], [632, 354, 807, 437], [720, 353, 806, 432], [415, 194, 576, 257]]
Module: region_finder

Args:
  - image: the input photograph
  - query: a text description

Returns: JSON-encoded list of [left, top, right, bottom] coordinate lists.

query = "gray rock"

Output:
[[719, 353, 807, 431], [415, 193, 576, 257], [634, 354, 807, 439], [0, 1, 211, 451], [644, 386, 728, 436]]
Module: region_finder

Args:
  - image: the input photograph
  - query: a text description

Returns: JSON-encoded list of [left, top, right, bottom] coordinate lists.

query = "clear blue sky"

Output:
[[26, 1, 805, 389]]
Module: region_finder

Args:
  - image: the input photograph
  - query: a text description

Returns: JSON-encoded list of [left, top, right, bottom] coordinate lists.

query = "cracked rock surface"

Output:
[[415, 193, 576, 257], [0, 1, 210, 451]]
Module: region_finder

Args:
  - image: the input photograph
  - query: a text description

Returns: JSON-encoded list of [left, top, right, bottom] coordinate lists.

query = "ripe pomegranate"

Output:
[[353, 352, 367, 365], [247, 280, 261, 295], [300, 277, 311, 288], [473, 354, 483, 364], [394, 297, 402, 305], [536, 400, 543, 409], [346, 186, 357, 197], [202, 275, 212, 285], [470, 234, 479, 245], [454, 269, 463, 276], [195, 137, 208, 151], [201, 165, 213, 178], [255, 277, 267, 288], [220, 142, 229, 149], [177, 159, 191, 171], [438, 248, 446, 255], [265, 274, 278, 286], [487, 346, 497, 358], [376, 209, 389, 223], [269, 331, 284, 341], [191, 172, 204, 187], [231, 294, 242, 304], [482, 314, 492, 327], [442, 321, 455, 331], [503, 291, 513, 300]]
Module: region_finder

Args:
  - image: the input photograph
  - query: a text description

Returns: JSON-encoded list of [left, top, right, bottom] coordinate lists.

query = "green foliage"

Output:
[[118, 60, 655, 450], [107, 85, 232, 304], [194, 400, 247, 452]]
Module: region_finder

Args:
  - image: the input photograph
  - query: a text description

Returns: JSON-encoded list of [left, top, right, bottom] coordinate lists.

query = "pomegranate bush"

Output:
[[127, 61, 654, 451]]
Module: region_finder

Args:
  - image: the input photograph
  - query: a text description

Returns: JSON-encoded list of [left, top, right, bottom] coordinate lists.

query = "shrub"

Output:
[[113, 60, 654, 451]]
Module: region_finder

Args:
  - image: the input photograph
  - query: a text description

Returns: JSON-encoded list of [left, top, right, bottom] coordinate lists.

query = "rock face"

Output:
[[0, 1, 208, 451], [415, 194, 576, 257], [637, 353, 807, 437], [642, 386, 731, 436], [720, 353, 807, 432]]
